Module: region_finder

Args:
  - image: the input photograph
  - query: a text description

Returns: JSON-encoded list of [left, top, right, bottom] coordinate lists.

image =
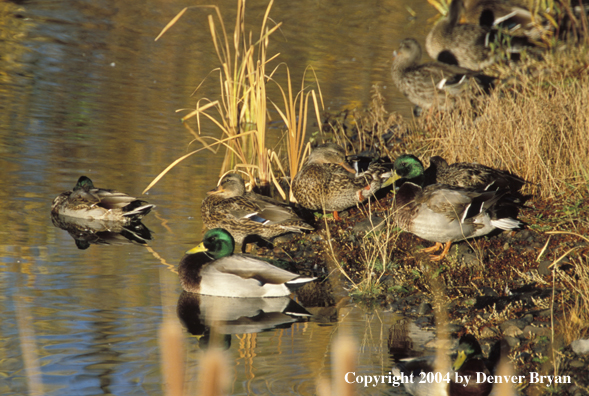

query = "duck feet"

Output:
[[429, 241, 452, 261], [421, 242, 444, 253]]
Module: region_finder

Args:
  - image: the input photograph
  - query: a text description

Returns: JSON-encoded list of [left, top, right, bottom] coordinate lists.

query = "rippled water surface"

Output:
[[0, 0, 439, 394]]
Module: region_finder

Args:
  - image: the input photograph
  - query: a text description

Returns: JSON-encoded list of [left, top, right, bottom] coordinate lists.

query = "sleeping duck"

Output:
[[51, 176, 154, 223]]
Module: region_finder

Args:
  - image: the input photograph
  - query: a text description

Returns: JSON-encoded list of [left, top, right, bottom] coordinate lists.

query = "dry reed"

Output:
[[145, 0, 322, 199], [414, 45, 589, 199]]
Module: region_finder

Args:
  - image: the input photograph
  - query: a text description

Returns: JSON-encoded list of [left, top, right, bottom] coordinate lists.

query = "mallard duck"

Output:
[[428, 155, 527, 192], [201, 172, 313, 245], [392, 334, 507, 396], [51, 176, 154, 223], [389, 157, 522, 261], [426, 0, 534, 71], [391, 38, 494, 114], [178, 228, 316, 297], [462, 0, 544, 40], [292, 143, 392, 220], [394, 154, 527, 193]]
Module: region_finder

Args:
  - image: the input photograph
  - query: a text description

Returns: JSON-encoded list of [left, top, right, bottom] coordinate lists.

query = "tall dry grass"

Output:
[[414, 45, 589, 199], [145, 0, 322, 199]]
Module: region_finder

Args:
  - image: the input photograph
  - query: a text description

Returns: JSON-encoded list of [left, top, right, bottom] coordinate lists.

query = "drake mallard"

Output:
[[389, 156, 522, 261], [51, 176, 154, 223], [201, 172, 313, 245], [178, 228, 316, 297], [392, 334, 507, 396], [291, 143, 392, 220], [391, 38, 494, 113], [394, 154, 527, 193]]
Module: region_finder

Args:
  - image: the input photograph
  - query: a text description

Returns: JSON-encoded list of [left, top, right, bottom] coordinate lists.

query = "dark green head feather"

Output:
[[393, 154, 425, 185], [74, 176, 95, 191], [188, 228, 235, 259], [452, 334, 484, 371]]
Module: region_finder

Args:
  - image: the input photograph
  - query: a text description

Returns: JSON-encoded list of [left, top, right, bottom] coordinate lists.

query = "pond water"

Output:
[[0, 0, 440, 394]]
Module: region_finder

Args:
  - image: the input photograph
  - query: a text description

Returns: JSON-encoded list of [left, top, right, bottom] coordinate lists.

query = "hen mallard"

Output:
[[51, 176, 154, 223], [426, 0, 533, 71], [462, 0, 545, 40], [292, 143, 392, 220], [201, 172, 313, 245], [394, 154, 527, 193], [391, 38, 494, 114], [390, 156, 522, 261], [392, 334, 507, 396], [178, 228, 316, 297]]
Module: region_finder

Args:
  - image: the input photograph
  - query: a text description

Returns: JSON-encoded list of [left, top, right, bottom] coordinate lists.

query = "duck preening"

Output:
[[292, 143, 392, 219]]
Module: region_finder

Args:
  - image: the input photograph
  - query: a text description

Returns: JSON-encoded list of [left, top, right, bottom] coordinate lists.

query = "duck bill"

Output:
[[381, 170, 403, 189], [207, 185, 225, 195], [186, 242, 208, 254], [452, 350, 467, 371], [339, 161, 357, 174]]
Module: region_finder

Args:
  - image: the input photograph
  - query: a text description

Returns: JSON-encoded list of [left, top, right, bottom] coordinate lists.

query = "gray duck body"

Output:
[[394, 182, 521, 245]]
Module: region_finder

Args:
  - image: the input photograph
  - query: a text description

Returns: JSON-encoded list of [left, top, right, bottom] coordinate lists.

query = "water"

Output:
[[0, 0, 439, 394]]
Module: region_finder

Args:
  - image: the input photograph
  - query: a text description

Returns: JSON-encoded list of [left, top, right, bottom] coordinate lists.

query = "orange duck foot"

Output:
[[421, 242, 444, 253], [428, 241, 452, 261], [333, 211, 341, 221]]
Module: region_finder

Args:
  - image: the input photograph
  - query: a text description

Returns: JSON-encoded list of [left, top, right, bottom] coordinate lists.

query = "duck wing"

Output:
[[90, 188, 141, 210], [210, 255, 305, 285]]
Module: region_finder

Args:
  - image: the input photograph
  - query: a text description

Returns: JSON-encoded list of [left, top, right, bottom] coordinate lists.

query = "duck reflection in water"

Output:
[[176, 291, 312, 349], [51, 213, 152, 249]]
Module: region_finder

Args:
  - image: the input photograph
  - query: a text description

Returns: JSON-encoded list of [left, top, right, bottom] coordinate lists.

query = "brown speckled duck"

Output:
[[391, 38, 493, 113], [426, 0, 496, 71], [462, 0, 544, 40], [426, 0, 536, 71], [51, 176, 154, 224], [201, 172, 313, 245], [291, 143, 392, 220], [428, 155, 527, 192]]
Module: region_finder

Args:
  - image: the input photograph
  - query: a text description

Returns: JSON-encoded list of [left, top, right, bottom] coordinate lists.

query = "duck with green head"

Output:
[[392, 334, 507, 396], [388, 154, 522, 261], [394, 154, 527, 193], [51, 176, 154, 223], [178, 228, 316, 297]]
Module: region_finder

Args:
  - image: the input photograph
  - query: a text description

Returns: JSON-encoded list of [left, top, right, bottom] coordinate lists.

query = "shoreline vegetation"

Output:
[[151, 0, 589, 395]]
